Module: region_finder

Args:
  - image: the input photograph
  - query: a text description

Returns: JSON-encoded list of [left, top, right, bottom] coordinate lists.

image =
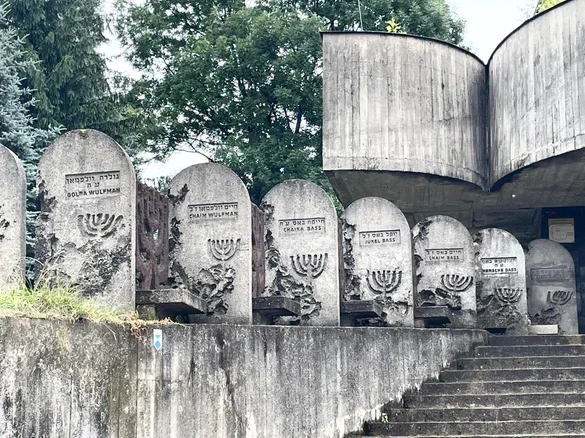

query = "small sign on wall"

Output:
[[549, 218, 575, 244]]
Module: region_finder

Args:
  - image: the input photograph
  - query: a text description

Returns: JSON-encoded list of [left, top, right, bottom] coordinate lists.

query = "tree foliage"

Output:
[[7, 0, 143, 154], [536, 0, 564, 13], [117, 0, 465, 203], [0, 3, 57, 264]]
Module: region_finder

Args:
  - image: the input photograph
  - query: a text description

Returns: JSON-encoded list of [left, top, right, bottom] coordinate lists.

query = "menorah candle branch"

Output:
[[366, 269, 402, 299], [77, 213, 123, 237], [290, 253, 328, 280], [441, 274, 473, 293], [208, 238, 240, 262], [494, 287, 522, 305], [547, 289, 573, 306]]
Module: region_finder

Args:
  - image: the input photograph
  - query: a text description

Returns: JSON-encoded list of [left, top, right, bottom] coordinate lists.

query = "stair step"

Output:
[[489, 335, 585, 347], [475, 345, 585, 358], [387, 406, 585, 422], [366, 435, 585, 438], [403, 393, 585, 408], [456, 355, 585, 370], [440, 367, 585, 382], [419, 380, 585, 395], [365, 420, 585, 436]]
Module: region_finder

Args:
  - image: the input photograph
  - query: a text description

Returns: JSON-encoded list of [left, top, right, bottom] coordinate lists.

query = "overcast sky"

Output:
[[102, 0, 533, 180]]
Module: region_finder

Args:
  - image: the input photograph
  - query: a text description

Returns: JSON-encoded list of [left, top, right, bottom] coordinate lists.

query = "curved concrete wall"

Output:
[[323, 33, 488, 189], [489, 0, 585, 183]]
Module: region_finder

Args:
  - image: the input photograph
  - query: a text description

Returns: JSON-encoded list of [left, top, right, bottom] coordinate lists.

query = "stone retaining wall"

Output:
[[0, 317, 486, 438]]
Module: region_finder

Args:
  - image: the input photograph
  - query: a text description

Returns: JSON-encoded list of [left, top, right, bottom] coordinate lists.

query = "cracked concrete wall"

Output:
[[0, 317, 486, 438]]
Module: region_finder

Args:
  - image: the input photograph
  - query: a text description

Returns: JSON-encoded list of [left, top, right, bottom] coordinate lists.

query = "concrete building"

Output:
[[322, 0, 585, 330]]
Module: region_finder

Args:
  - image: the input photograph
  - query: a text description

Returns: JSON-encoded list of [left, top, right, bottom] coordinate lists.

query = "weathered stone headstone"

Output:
[[36, 130, 136, 310], [473, 228, 529, 333], [412, 215, 476, 328], [169, 163, 252, 324], [341, 197, 413, 326], [261, 179, 341, 326], [526, 239, 578, 334], [0, 145, 26, 289]]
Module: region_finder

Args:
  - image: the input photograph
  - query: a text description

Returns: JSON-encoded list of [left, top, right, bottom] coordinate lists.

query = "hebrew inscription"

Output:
[[359, 230, 400, 246], [531, 267, 572, 282], [65, 171, 121, 199], [481, 257, 518, 275], [188, 202, 238, 221], [279, 217, 325, 235], [426, 248, 464, 262]]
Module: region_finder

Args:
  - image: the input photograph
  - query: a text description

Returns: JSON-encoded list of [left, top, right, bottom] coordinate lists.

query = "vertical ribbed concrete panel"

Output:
[[490, 0, 585, 183], [323, 32, 488, 189]]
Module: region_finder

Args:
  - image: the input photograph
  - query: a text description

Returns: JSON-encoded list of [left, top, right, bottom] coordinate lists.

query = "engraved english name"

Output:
[[425, 248, 464, 262], [481, 257, 518, 275], [188, 203, 238, 221], [279, 217, 325, 235], [65, 171, 121, 199], [359, 230, 400, 246]]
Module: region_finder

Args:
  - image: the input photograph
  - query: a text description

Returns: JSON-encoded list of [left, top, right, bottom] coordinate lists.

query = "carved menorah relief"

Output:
[[366, 269, 402, 297], [440, 274, 473, 293], [290, 253, 328, 280], [494, 287, 522, 305], [208, 238, 241, 262], [77, 213, 123, 238], [547, 289, 573, 306]]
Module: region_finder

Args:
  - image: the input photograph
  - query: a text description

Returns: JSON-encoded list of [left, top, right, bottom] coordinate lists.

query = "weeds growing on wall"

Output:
[[0, 281, 135, 324]]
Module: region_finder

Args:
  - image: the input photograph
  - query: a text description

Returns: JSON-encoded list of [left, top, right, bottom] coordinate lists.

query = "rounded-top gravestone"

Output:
[[526, 239, 578, 334], [412, 215, 477, 328], [341, 197, 413, 326], [36, 130, 136, 310], [0, 145, 26, 290], [169, 163, 252, 324], [473, 228, 529, 333], [261, 179, 340, 326]]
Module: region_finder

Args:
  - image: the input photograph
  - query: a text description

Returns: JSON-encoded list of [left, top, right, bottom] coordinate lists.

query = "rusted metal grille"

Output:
[[136, 182, 169, 289]]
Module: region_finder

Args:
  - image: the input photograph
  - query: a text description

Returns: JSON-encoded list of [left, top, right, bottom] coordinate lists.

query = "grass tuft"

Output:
[[0, 281, 138, 325]]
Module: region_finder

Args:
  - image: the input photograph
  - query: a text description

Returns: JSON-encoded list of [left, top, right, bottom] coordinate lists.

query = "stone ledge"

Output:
[[136, 288, 208, 316]]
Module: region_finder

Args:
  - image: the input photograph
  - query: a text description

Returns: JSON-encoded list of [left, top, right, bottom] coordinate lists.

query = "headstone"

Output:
[[526, 239, 578, 334], [473, 228, 529, 333], [169, 163, 252, 324], [412, 215, 477, 328], [36, 130, 136, 310], [341, 197, 413, 326], [0, 145, 26, 289], [261, 179, 341, 326]]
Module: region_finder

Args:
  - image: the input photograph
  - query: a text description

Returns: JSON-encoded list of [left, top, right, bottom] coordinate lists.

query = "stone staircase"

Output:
[[360, 335, 585, 437]]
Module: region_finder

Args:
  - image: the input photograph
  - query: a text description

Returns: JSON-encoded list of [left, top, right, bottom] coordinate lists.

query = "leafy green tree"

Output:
[[0, 3, 57, 267], [117, 0, 465, 203], [7, 0, 142, 154], [536, 0, 564, 13]]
